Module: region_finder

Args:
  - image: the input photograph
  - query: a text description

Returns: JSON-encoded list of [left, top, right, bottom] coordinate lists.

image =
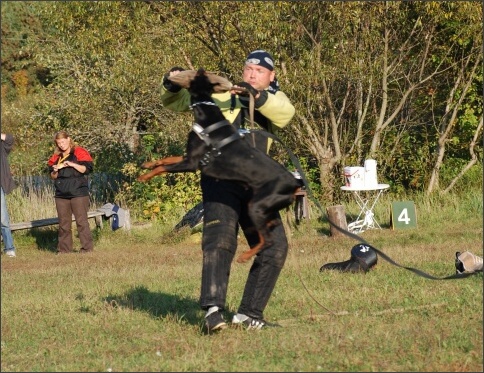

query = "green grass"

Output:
[[1, 189, 483, 372]]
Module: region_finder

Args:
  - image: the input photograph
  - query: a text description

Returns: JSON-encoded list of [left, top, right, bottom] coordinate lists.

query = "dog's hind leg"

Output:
[[236, 207, 277, 264], [236, 217, 281, 263], [236, 232, 266, 263]]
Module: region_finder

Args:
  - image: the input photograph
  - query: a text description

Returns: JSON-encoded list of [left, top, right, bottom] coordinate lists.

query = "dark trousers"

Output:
[[55, 196, 93, 253], [199, 176, 288, 320]]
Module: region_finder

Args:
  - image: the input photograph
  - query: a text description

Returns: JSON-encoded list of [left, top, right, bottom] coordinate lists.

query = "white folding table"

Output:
[[340, 184, 390, 233]]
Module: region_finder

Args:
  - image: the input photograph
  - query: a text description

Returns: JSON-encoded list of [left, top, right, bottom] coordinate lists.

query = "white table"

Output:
[[340, 184, 390, 233]]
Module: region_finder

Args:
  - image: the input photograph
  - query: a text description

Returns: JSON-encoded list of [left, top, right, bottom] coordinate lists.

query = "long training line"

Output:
[[256, 129, 477, 281]]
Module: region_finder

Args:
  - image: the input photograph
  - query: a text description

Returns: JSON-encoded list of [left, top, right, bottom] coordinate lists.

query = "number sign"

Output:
[[391, 201, 417, 229]]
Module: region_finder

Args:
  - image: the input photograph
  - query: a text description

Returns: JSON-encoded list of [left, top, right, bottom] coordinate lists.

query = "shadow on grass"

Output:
[[26, 226, 103, 253], [27, 228, 58, 252], [103, 285, 200, 326]]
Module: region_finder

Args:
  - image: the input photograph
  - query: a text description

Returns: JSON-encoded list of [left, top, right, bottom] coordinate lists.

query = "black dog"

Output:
[[137, 68, 300, 263]]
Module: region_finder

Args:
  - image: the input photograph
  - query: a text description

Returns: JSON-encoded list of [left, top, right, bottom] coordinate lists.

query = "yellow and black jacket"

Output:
[[160, 83, 295, 155]]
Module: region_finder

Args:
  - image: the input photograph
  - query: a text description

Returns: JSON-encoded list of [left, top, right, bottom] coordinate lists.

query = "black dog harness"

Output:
[[191, 119, 243, 166]]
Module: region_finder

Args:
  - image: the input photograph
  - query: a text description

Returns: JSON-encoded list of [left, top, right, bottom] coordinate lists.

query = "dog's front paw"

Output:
[[141, 161, 156, 170], [137, 173, 151, 182]]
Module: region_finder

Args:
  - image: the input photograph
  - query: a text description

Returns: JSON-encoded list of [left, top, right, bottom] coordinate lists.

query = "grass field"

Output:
[[1, 190, 483, 372]]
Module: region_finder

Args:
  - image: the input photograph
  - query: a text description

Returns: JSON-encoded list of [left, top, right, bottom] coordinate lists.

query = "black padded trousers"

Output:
[[199, 175, 288, 320]]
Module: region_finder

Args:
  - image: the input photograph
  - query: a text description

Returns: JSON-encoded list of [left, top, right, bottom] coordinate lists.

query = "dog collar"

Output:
[[189, 101, 217, 109]]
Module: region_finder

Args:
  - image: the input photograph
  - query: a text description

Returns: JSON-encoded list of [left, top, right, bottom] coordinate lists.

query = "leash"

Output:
[[252, 129, 477, 281], [229, 86, 255, 130]]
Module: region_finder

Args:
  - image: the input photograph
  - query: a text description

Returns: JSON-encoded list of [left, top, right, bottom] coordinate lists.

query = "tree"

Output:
[[27, 1, 187, 159], [1, 1, 481, 200], [280, 1, 482, 198]]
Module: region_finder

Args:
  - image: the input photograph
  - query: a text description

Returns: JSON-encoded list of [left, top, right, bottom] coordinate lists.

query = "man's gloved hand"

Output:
[[233, 82, 259, 98], [162, 66, 185, 93]]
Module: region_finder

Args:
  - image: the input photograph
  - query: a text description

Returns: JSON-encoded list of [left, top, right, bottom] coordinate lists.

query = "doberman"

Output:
[[137, 68, 300, 263]]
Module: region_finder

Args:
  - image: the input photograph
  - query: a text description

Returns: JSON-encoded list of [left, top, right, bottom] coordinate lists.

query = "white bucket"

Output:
[[364, 159, 378, 188], [344, 166, 365, 189]]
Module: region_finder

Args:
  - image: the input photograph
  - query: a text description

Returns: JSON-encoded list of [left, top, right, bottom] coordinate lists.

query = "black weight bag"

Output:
[[174, 202, 204, 232], [320, 243, 378, 273]]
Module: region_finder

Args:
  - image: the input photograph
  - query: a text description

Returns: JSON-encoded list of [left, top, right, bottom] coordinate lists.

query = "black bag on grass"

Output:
[[320, 244, 378, 273], [174, 202, 204, 231]]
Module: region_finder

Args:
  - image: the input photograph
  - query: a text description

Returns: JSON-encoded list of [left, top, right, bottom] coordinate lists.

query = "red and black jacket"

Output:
[[47, 147, 93, 199]]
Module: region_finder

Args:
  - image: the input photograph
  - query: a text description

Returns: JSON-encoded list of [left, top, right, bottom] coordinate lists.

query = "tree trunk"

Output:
[[327, 205, 348, 238]]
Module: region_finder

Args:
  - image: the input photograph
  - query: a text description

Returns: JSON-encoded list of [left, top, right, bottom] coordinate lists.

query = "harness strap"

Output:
[[199, 132, 243, 166], [214, 133, 242, 150], [192, 120, 231, 147], [192, 123, 211, 146], [192, 120, 242, 158], [200, 120, 230, 135]]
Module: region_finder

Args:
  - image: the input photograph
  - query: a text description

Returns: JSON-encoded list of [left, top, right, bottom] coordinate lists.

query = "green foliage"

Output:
[[0, 1, 482, 206], [1, 96, 55, 176], [0, 2, 50, 100], [288, 155, 322, 199], [25, 1, 172, 156], [382, 128, 434, 192], [94, 142, 135, 174], [115, 133, 202, 222], [440, 161, 483, 193]]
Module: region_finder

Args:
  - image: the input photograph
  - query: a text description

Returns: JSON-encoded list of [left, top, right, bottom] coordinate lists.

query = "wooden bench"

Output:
[[10, 210, 130, 232]]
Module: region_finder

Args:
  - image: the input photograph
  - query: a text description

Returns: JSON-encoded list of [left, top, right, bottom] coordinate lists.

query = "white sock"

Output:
[[205, 306, 219, 317], [233, 313, 249, 323]]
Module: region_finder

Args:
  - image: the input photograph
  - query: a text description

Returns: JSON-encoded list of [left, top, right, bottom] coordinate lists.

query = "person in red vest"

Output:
[[48, 131, 94, 254]]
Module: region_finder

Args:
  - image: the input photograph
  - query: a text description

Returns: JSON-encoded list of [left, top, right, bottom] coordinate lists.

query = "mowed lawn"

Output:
[[1, 198, 483, 372]]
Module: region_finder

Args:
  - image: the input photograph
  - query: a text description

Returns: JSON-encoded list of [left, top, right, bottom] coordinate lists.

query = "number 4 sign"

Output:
[[391, 201, 417, 229]]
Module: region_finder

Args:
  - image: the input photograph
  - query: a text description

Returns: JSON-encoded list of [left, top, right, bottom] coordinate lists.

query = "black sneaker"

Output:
[[205, 310, 227, 333]]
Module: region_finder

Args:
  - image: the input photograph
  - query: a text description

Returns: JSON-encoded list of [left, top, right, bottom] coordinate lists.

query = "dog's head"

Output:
[[168, 69, 233, 98]]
